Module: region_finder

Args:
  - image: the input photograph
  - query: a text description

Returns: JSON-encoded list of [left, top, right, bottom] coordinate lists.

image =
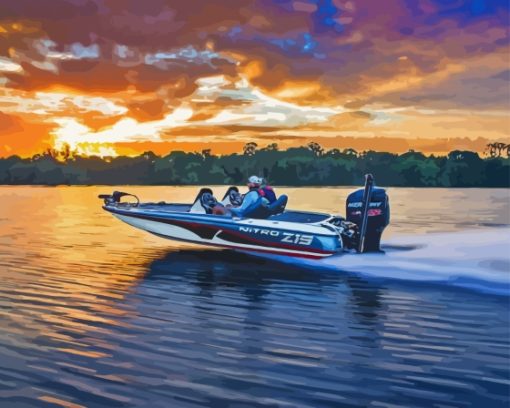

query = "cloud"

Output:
[[0, 89, 127, 116], [0, 111, 56, 156], [0, 57, 23, 73], [51, 106, 193, 149], [47, 41, 100, 61], [2, 0, 508, 107]]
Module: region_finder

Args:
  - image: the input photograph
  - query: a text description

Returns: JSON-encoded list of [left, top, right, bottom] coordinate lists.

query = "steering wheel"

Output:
[[229, 191, 243, 206], [200, 193, 218, 213]]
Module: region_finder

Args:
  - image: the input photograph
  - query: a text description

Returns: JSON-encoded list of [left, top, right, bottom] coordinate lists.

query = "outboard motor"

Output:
[[346, 174, 389, 252]]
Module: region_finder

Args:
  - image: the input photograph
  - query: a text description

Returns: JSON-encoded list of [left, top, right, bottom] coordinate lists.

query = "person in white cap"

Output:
[[230, 175, 266, 217], [248, 175, 263, 186]]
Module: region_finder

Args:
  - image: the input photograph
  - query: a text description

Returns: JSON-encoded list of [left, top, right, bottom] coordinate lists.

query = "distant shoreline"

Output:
[[2, 147, 509, 188]]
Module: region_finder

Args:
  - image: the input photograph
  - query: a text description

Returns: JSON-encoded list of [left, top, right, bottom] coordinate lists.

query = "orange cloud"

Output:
[[0, 112, 55, 156]]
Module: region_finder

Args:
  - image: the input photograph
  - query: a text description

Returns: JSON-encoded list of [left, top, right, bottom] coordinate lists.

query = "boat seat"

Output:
[[189, 188, 218, 214], [221, 186, 243, 207]]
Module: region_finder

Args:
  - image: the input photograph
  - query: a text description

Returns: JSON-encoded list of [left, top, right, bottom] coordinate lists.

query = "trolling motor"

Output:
[[345, 174, 390, 253], [98, 191, 140, 207]]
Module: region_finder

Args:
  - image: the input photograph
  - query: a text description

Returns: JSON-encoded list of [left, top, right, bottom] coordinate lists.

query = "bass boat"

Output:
[[98, 174, 389, 259]]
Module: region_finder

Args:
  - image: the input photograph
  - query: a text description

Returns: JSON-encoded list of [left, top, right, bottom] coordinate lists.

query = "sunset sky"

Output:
[[0, 0, 508, 158]]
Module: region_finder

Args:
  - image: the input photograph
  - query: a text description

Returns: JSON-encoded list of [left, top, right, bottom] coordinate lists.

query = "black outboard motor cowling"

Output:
[[346, 176, 389, 252]]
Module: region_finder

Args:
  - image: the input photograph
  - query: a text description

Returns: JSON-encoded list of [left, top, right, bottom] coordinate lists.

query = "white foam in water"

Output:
[[260, 228, 510, 296]]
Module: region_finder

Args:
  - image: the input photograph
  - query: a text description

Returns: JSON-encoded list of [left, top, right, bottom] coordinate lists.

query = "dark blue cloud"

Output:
[[312, 0, 344, 33], [405, 0, 510, 26]]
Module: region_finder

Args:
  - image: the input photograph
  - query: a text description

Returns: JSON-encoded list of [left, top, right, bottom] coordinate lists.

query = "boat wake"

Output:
[[259, 228, 510, 296]]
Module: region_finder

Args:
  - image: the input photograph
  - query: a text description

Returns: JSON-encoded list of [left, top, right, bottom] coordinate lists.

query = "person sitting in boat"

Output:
[[227, 176, 263, 216], [229, 175, 278, 217], [258, 178, 277, 204]]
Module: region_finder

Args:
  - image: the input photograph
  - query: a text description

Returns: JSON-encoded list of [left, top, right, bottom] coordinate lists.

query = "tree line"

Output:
[[0, 142, 508, 187]]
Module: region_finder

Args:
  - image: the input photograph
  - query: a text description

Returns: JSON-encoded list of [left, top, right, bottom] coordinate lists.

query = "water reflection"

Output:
[[144, 248, 386, 308], [146, 249, 341, 288], [348, 276, 383, 321], [143, 249, 388, 343]]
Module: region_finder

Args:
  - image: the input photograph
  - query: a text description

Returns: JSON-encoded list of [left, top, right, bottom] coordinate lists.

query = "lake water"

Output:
[[0, 186, 509, 407]]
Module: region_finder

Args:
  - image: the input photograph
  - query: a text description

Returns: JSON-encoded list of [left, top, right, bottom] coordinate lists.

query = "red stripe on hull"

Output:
[[148, 230, 336, 259], [112, 209, 338, 255]]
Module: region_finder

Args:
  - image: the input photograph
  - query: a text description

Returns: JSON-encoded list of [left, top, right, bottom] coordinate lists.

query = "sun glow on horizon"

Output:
[[44, 75, 347, 157], [74, 143, 118, 158], [51, 107, 195, 157]]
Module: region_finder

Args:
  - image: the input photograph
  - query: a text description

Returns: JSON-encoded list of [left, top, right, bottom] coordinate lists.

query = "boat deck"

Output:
[[138, 203, 192, 212], [125, 202, 334, 224], [269, 211, 331, 223]]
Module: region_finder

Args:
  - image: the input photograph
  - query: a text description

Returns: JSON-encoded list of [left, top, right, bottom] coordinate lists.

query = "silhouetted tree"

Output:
[[496, 143, 507, 157], [44, 148, 58, 159], [142, 151, 156, 161], [486, 142, 508, 158], [243, 142, 258, 156], [485, 143, 495, 158], [59, 143, 71, 161], [343, 148, 358, 157], [261, 143, 278, 152], [307, 142, 324, 157], [201, 149, 212, 159], [326, 148, 341, 157]]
